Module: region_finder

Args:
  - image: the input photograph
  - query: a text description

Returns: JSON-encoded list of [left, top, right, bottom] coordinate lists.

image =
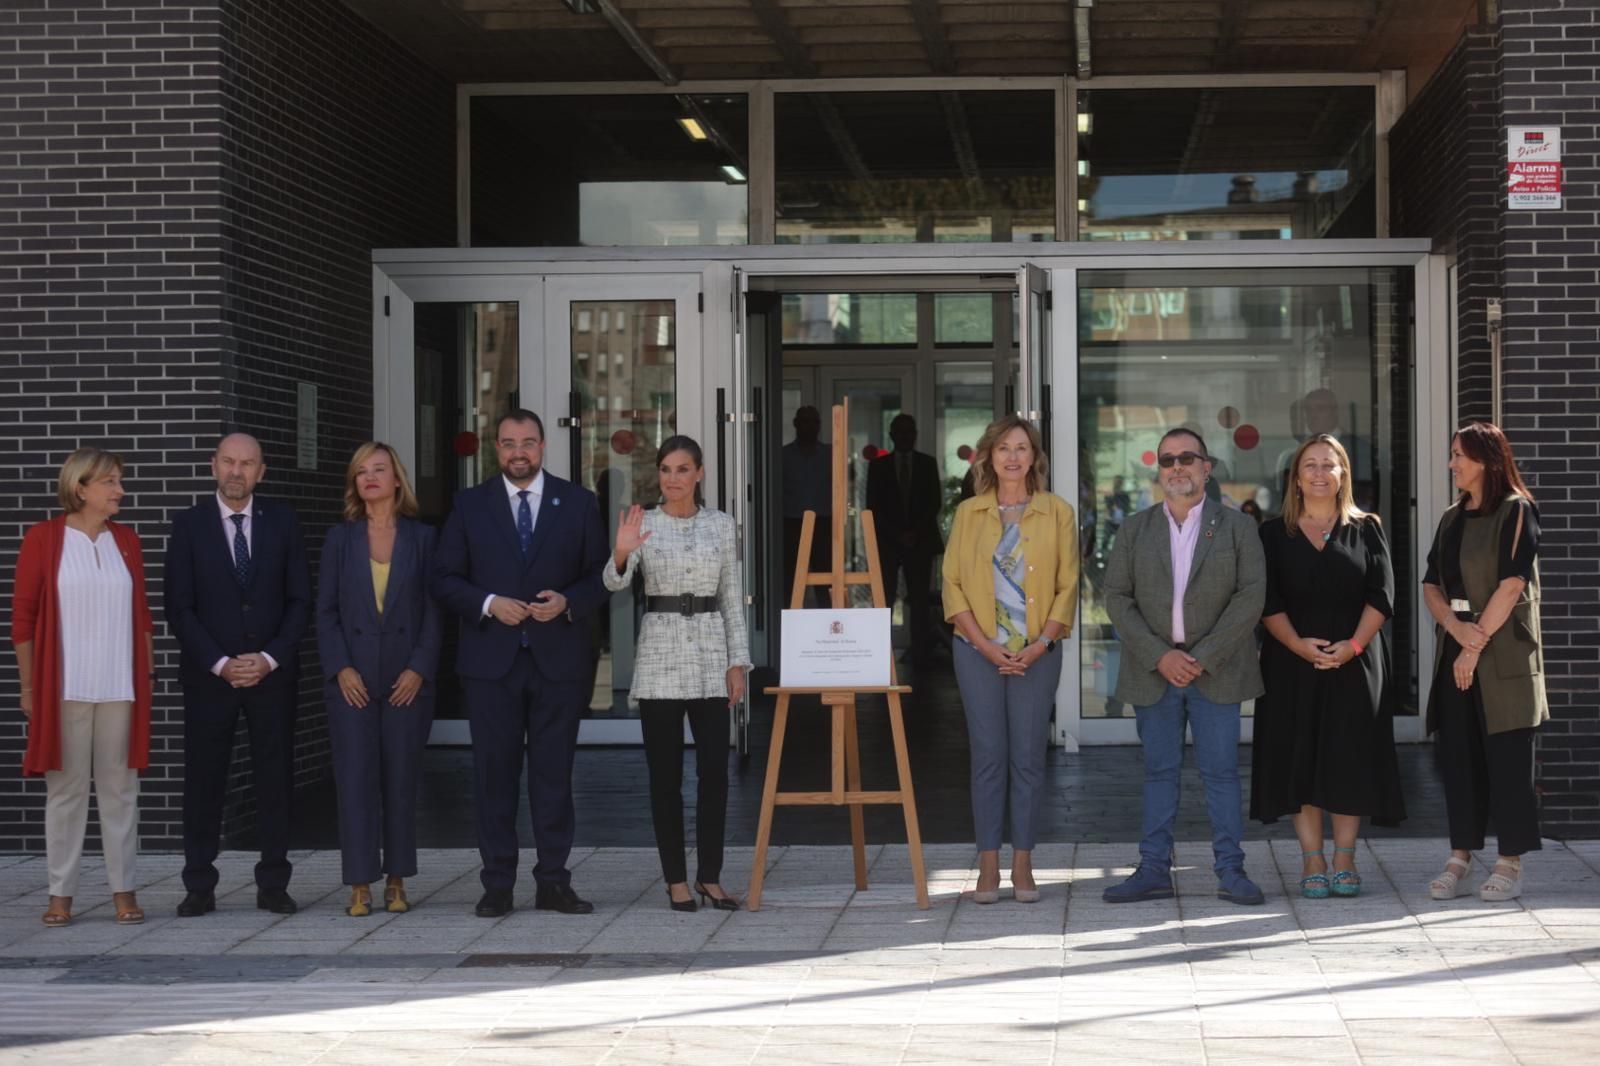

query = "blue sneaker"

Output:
[[1217, 868, 1265, 906], [1102, 863, 1174, 904]]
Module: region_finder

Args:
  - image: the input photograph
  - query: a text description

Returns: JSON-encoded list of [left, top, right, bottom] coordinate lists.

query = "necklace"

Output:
[[997, 497, 1030, 511], [1302, 512, 1337, 542]]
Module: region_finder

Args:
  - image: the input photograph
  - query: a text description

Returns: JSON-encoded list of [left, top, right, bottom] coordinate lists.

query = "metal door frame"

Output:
[[374, 239, 1444, 749]]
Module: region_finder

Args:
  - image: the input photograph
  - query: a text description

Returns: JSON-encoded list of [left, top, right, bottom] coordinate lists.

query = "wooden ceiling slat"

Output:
[[1088, 1, 1224, 19], [632, 10, 762, 28], [809, 41, 931, 59], [475, 10, 603, 29], [942, 7, 1070, 23], [665, 44, 786, 61], [785, 6, 914, 26], [1096, 21, 1220, 39], [799, 25, 924, 43], [651, 27, 780, 46], [951, 40, 1069, 59], [814, 59, 934, 75], [619, 0, 752, 8], [947, 23, 1070, 42]]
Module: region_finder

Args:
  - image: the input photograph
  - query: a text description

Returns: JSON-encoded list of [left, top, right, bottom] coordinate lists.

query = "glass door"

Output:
[[543, 274, 704, 744], [375, 275, 541, 745]]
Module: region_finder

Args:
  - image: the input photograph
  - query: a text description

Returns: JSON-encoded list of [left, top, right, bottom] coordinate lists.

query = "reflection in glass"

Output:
[[412, 301, 520, 721], [782, 293, 917, 346], [776, 91, 1055, 244], [831, 380, 904, 584], [571, 300, 677, 718], [1076, 269, 1412, 720], [1078, 87, 1377, 241], [934, 363, 994, 536], [471, 95, 749, 246], [935, 294, 994, 345]]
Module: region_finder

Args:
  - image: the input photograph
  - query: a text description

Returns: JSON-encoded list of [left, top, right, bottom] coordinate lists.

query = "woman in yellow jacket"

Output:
[[943, 415, 1078, 904]]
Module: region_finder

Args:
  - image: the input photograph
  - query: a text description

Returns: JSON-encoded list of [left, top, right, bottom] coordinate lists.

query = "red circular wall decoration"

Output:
[[1233, 424, 1261, 451], [1141, 450, 1157, 467], [862, 444, 882, 461], [610, 429, 636, 455], [956, 444, 974, 462], [1217, 406, 1241, 429], [452, 431, 479, 458]]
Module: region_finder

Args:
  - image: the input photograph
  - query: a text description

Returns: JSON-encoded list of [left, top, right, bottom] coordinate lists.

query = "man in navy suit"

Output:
[[165, 432, 310, 916], [433, 409, 609, 917]]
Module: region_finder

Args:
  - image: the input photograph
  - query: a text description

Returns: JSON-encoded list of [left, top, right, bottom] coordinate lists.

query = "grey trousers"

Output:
[[952, 637, 1063, 851]]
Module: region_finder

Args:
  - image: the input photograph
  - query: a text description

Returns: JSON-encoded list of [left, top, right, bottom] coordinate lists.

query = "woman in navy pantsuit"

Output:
[[317, 442, 441, 917]]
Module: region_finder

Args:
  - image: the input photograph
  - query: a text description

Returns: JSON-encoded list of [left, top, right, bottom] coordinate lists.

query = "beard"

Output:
[[218, 477, 251, 500]]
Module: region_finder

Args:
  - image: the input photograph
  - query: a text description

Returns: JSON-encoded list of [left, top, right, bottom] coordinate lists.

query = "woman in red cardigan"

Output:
[[11, 448, 155, 927]]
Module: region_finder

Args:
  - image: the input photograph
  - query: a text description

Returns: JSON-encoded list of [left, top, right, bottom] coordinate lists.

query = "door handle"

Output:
[[715, 387, 727, 512]]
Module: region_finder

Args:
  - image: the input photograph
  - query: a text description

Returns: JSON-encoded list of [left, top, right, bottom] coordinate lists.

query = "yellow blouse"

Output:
[[370, 559, 390, 616]]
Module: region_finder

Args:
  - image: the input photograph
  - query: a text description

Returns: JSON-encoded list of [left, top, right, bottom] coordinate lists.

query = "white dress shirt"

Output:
[[481, 470, 546, 617], [57, 527, 134, 703], [212, 492, 277, 676]]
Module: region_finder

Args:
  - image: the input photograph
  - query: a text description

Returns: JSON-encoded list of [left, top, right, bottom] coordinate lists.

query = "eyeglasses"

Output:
[[1157, 451, 1205, 468]]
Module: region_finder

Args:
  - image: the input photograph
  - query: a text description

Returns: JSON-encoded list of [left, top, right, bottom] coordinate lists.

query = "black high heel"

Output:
[[666, 886, 697, 913], [694, 881, 740, 912]]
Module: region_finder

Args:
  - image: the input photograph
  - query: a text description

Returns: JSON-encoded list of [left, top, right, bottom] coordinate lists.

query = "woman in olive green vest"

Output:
[[1422, 422, 1546, 903]]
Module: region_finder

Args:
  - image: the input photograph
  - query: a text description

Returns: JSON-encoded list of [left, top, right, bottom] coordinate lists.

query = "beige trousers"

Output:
[[45, 700, 138, 897]]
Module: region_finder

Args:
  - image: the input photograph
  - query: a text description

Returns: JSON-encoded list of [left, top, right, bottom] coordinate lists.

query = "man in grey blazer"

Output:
[[1101, 428, 1268, 905]]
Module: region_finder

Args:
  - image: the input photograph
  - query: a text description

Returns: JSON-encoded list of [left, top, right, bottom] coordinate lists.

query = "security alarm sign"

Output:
[[1508, 127, 1561, 209]]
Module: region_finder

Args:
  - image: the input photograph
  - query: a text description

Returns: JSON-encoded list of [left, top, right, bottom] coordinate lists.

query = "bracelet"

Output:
[[1349, 639, 1364, 656]]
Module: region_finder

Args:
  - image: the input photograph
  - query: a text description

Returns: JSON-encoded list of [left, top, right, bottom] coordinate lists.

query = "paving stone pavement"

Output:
[[0, 839, 1595, 1064]]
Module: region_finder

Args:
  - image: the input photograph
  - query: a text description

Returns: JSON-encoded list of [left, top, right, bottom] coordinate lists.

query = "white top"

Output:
[[57, 527, 134, 703], [480, 470, 548, 618], [603, 507, 751, 701]]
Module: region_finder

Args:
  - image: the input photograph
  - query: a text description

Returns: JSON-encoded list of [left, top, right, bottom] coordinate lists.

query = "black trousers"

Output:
[[639, 698, 730, 885], [465, 650, 586, 892], [182, 680, 297, 894], [1433, 652, 1542, 857]]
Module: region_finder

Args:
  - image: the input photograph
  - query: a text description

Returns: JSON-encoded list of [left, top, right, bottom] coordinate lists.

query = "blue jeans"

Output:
[[1134, 684, 1245, 876]]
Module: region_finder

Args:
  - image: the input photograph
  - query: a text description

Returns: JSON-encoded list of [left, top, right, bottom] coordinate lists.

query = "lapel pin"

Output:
[[552, 497, 561, 507]]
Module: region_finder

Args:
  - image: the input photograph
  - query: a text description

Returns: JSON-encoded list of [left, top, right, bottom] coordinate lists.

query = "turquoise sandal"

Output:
[[1300, 851, 1330, 900], [1331, 846, 1362, 898]]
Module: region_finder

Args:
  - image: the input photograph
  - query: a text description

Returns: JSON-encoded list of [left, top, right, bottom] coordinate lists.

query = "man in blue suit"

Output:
[[165, 432, 311, 916], [433, 409, 609, 917]]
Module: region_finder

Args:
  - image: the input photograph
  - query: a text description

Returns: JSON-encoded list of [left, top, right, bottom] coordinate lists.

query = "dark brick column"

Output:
[[1498, 0, 1600, 840], [1, 0, 454, 854]]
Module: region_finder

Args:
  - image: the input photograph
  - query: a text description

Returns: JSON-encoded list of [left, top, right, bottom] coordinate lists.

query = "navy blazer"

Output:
[[164, 494, 311, 690], [431, 473, 608, 683], [316, 517, 443, 700]]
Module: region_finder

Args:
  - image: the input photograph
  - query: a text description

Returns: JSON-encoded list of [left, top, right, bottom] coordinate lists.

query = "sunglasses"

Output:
[[1157, 451, 1205, 468]]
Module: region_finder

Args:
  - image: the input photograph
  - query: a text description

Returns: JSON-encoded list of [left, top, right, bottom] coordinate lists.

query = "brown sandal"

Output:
[[347, 885, 373, 917], [42, 895, 72, 928], [384, 881, 409, 914], [113, 891, 145, 925]]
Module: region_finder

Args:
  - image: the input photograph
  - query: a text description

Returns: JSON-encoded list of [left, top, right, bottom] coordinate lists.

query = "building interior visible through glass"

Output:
[[1078, 87, 1377, 240], [1077, 269, 1412, 719], [572, 301, 678, 717], [412, 301, 521, 722], [775, 91, 1055, 243], [470, 94, 750, 246]]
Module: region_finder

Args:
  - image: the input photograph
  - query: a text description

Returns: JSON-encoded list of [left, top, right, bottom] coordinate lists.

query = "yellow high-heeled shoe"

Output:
[[347, 885, 372, 917], [384, 881, 409, 914]]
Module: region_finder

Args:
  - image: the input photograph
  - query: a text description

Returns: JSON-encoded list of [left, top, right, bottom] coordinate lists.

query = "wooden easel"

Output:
[[747, 402, 930, 911]]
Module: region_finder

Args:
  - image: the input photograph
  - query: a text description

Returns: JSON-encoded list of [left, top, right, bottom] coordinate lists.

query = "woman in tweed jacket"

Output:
[[603, 435, 750, 912]]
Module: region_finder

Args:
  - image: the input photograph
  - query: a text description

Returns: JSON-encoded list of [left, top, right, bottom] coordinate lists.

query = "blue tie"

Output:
[[229, 513, 250, 586], [516, 491, 533, 648], [516, 490, 534, 558]]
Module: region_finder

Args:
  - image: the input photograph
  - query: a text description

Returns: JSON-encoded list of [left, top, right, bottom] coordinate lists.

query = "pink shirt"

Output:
[[1164, 501, 1204, 645]]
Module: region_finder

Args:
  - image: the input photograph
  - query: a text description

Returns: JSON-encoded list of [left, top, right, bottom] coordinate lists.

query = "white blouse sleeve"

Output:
[[602, 546, 640, 592]]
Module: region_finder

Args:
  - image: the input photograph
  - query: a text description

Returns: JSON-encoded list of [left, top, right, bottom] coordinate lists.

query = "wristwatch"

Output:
[[1040, 637, 1058, 653]]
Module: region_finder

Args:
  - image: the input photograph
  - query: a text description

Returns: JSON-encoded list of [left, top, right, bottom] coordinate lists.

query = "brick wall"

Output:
[[1391, 28, 1503, 425], [1497, 0, 1600, 840], [0, 0, 454, 853], [208, 0, 454, 844]]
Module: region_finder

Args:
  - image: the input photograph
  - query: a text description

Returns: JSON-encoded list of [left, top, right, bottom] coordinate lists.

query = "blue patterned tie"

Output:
[[516, 491, 533, 648], [516, 490, 533, 558], [229, 513, 250, 586]]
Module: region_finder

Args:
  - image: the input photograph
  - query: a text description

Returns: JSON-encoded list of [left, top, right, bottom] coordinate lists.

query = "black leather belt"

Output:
[[645, 594, 718, 616]]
